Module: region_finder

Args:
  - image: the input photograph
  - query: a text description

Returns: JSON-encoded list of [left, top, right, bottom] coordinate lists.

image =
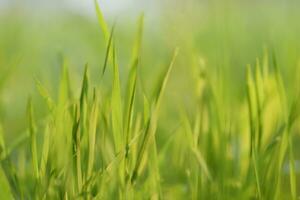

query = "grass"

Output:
[[0, 1, 300, 199]]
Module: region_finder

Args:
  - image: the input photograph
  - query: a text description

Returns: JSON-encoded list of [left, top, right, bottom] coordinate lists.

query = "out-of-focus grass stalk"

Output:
[[27, 98, 39, 182], [246, 65, 262, 199]]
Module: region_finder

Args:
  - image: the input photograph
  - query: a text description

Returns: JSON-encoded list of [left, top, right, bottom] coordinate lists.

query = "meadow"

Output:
[[0, 0, 300, 199]]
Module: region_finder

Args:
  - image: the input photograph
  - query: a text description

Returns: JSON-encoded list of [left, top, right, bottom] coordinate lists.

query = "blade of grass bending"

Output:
[[94, 0, 109, 41], [131, 48, 179, 184], [102, 25, 115, 77], [95, 0, 122, 83], [27, 97, 39, 181]]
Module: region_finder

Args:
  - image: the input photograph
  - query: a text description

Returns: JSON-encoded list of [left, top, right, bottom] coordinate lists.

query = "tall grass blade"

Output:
[[27, 97, 39, 181], [94, 0, 109, 41], [131, 48, 178, 184], [87, 89, 99, 178], [124, 14, 144, 182], [0, 125, 14, 199], [246, 65, 262, 199], [102, 25, 115, 76], [111, 45, 123, 152]]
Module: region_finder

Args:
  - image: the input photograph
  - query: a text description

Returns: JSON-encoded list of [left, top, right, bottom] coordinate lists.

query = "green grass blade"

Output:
[[154, 48, 179, 109], [94, 0, 109, 41], [131, 49, 178, 184], [80, 64, 89, 110], [0, 166, 14, 199], [181, 112, 212, 181], [0, 125, 14, 199], [288, 136, 297, 200], [59, 58, 73, 105], [35, 79, 55, 111], [102, 25, 115, 77], [123, 14, 144, 181], [87, 89, 99, 178], [27, 97, 39, 181], [0, 158, 22, 199], [40, 124, 50, 179], [246, 65, 262, 199], [71, 104, 82, 193], [254, 59, 263, 150], [111, 45, 123, 152]]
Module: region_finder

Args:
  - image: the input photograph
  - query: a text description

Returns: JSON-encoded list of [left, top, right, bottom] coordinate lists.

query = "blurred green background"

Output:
[[1, 0, 300, 135], [1, 0, 300, 198]]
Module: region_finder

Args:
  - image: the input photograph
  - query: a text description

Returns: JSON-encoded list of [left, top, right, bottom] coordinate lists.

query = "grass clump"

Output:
[[0, 1, 299, 200]]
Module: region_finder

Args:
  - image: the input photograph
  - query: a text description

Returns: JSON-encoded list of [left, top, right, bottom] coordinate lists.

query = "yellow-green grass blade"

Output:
[[123, 14, 144, 182], [94, 0, 109, 41], [35, 79, 55, 111], [27, 97, 39, 181], [40, 124, 50, 179], [0, 166, 14, 199], [111, 46, 124, 152], [0, 125, 14, 199], [271, 52, 293, 200], [71, 104, 82, 193], [246, 65, 262, 199], [254, 59, 264, 150], [1, 157, 22, 199], [102, 25, 115, 77], [131, 49, 178, 184], [87, 89, 99, 179], [58, 58, 73, 106], [181, 112, 212, 181], [80, 64, 89, 111]]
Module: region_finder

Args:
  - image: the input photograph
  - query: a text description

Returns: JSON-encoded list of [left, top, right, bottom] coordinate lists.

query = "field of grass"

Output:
[[0, 0, 300, 199]]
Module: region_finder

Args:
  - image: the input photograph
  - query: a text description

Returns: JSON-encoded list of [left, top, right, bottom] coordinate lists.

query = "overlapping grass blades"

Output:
[[0, 2, 299, 199]]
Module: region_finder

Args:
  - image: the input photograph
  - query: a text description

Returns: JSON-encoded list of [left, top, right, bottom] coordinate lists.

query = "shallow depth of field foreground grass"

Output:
[[1, 1, 300, 199]]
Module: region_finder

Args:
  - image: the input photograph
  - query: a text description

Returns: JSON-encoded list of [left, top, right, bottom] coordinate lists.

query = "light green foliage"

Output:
[[0, 1, 299, 199]]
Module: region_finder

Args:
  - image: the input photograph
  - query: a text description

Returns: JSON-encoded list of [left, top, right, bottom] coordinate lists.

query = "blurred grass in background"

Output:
[[0, 0, 300, 199]]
